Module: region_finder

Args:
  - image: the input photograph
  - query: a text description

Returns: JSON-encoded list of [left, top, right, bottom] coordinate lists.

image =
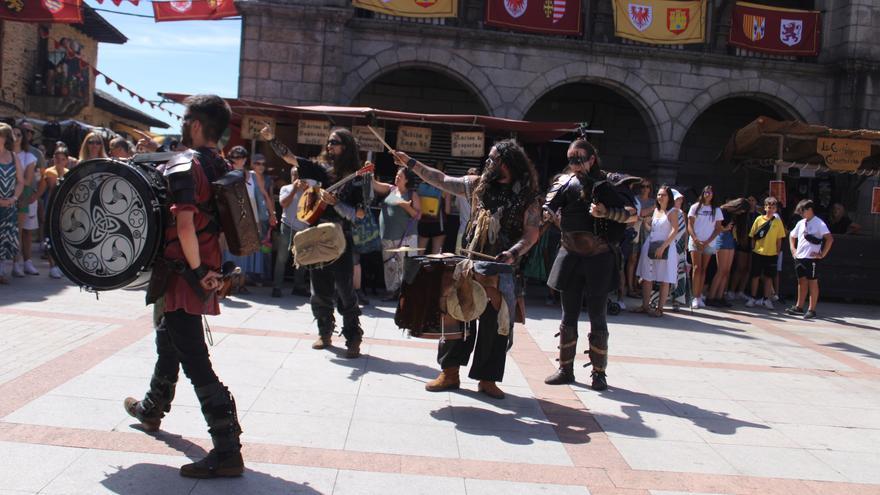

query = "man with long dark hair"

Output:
[[262, 126, 368, 358], [391, 140, 541, 399], [542, 139, 636, 390], [124, 94, 244, 478]]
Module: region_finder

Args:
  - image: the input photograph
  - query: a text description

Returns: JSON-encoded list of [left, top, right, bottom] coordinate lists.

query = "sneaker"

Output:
[[698, 297, 706, 308], [12, 262, 24, 278], [616, 299, 627, 311], [745, 297, 757, 308], [770, 294, 780, 302], [691, 298, 701, 309], [49, 266, 63, 279], [736, 291, 748, 300], [271, 288, 282, 298], [23, 260, 39, 275], [763, 298, 775, 310], [785, 306, 804, 316], [804, 310, 817, 320]]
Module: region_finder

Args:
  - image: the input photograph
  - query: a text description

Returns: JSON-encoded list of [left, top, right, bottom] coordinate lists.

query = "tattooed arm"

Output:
[[497, 202, 542, 264], [391, 150, 477, 197]]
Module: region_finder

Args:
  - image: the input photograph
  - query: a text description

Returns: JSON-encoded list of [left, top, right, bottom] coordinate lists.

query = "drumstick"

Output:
[[366, 125, 394, 153], [460, 249, 496, 261]]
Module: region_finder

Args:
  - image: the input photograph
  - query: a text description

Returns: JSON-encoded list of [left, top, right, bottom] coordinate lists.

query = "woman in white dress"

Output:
[[634, 186, 679, 316]]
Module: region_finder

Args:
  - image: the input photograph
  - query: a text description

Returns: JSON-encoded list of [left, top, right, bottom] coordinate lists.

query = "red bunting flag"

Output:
[[130, 0, 139, 5], [729, 1, 820, 56], [0, 0, 83, 23], [152, 0, 239, 22], [484, 0, 581, 36]]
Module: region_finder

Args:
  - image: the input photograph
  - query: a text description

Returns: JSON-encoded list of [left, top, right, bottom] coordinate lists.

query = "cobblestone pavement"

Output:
[[1, 255, 879, 495]]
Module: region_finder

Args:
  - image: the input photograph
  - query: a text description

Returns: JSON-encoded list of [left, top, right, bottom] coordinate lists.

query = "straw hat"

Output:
[[445, 278, 488, 322]]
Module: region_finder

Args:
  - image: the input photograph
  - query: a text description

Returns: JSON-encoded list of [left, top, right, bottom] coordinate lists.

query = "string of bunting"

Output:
[[38, 27, 182, 121]]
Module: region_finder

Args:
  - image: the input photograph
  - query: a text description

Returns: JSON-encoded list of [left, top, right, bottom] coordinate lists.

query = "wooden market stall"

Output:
[[723, 116, 880, 302]]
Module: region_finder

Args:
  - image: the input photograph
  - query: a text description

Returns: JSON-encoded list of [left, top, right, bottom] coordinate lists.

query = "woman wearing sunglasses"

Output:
[[77, 132, 108, 163]]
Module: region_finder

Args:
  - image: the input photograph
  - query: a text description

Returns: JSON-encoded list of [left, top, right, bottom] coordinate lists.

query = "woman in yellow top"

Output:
[[745, 197, 787, 310], [33, 146, 70, 279]]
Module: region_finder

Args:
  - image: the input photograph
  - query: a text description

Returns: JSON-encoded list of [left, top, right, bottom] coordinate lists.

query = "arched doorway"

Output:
[[351, 67, 488, 115], [525, 82, 655, 185], [678, 97, 795, 200]]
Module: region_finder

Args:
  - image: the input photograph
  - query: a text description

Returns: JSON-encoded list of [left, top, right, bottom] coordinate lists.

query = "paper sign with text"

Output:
[[297, 120, 331, 146], [451, 132, 485, 157], [241, 115, 276, 141], [397, 126, 432, 153], [353, 126, 386, 153]]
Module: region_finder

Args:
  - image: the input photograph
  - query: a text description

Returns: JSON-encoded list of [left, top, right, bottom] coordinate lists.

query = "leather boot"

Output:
[[425, 367, 460, 392], [584, 331, 609, 391], [478, 380, 505, 399], [545, 324, 577, 385], [123, 374, 177, 432], [180, 383, 244, 479], [345, 340, 361, 359], [312, 316, 334, 349]]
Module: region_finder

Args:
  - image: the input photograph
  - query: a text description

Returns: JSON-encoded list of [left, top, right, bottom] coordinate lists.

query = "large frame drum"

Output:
[[46, 157, 167, 291]]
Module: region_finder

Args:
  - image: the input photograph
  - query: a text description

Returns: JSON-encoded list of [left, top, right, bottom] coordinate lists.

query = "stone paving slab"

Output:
[[1, 255, 879, 494]]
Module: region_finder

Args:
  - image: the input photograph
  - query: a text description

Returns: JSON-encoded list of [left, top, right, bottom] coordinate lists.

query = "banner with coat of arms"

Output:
[[729, 1, 819, 56], [153, 0, 239, 21], [0, 0, 83, 23], [352, 0, 457, 18], [611, 0, 706, 45], [484, 0, 581, 36]]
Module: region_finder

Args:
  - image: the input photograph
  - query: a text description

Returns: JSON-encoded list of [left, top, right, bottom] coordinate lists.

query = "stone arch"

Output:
[[511, 62, 673, 161], [673, 78, 819, 148], [340, 46, 496, 115]]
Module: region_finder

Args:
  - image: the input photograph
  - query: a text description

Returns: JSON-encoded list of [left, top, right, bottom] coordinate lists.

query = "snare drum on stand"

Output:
[[46, 155, 171, 291]]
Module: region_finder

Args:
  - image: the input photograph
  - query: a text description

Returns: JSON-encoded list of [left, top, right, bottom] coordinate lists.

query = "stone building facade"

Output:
[[237, 0, 880, 212]]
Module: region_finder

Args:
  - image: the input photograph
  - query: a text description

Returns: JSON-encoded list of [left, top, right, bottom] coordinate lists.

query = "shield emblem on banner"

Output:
[[628, 4, 653, 32], [42, 0, 64, 13], [504, 0, 527, 18], [743, 14, 765, 42], [780, 19, 803, 46], [415, 0, 437, 8], [667, 8, 689, 34], [170, 0, 192, 12]]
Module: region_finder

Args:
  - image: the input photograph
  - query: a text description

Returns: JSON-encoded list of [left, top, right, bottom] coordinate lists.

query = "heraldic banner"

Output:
[[153, 0, 239, 21], [352, 0, 457, 18], [484, 0, 581, 36], [729, 1, 819, 56], [612, 0, 706, 45], [0, 0, 83, 23]]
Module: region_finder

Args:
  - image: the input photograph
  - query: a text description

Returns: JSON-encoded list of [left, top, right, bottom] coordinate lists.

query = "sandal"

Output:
[[651, 307, 664, 317]]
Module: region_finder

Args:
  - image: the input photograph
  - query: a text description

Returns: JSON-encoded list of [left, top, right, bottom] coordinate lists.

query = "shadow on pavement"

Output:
[[598, 386, 769, 437], [100, 463, 325, 494], [328, 347, 438, 383], [824, 341, 880, 362]]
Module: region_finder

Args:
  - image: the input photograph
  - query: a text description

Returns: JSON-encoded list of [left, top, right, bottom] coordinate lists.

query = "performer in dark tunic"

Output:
[[392, 140, 541, 399], [543, 139, 637, 391], [124, 95, 244, 478], [262, 126, 368, 358]]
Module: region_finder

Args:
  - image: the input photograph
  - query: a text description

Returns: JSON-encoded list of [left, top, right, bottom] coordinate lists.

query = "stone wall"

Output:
[[0, 21, 39, 116]]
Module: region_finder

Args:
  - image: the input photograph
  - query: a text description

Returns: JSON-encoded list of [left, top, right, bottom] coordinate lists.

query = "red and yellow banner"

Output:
[[729, 2, 820, 56], [612, 0, 706, 45], [153, 0, 239, 21], [352, 0, 457, 18], [485, 0, 582, 36], [0, 0, 83, 23]]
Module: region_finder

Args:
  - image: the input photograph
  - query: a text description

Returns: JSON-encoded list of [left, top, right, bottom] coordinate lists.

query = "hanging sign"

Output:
[[451, 131, 485, 157], [872, 187, 880, 215], [397, 126, 431, 153], [297, 120, 331, 146], [769, 180, 786, 207], [817, 137, 871, 172], [353, 126, 386, 153], [241, 115, 275, 141]]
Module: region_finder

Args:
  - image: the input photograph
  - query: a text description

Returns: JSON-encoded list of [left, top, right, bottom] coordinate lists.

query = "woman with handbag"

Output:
[[373, 167, 421, 301], [634, 186, 679, 316]]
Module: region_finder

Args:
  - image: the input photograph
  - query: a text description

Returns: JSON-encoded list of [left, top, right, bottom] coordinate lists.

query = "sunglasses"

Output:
[[485, 156, 498, 167], [568, 156, 588, 166], [327, 139, 342, 146]]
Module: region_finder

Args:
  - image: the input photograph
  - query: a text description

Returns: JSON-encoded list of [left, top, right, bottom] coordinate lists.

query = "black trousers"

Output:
[[438, 304, 508, 382], [559, 270, 610, 373], [153, 309, 220, 388], [309, 240, 362, 343]]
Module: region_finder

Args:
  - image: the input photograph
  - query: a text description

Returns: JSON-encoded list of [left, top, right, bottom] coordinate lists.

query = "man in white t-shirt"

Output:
[[786, 199, 832, 320], [271, 166, 315, 298]]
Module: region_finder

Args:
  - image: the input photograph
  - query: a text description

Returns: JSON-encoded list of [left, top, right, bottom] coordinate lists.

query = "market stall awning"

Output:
[[159, 93, 579, 143], [723, 116, 880, 175]]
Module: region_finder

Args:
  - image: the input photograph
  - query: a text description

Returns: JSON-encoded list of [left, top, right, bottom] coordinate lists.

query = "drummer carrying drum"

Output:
[[392, 141, 541, 400], [123, 95, 245, 478]]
